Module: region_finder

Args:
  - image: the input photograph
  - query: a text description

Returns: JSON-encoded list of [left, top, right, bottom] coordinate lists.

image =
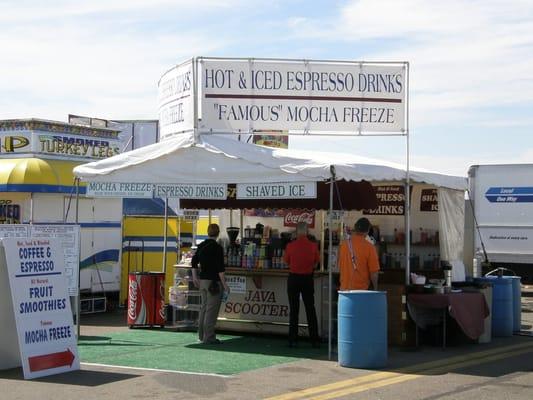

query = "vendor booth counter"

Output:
[[171, 248, 455, 345]]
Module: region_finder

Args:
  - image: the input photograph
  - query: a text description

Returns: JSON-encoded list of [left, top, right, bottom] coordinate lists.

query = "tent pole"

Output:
[[177, 215, 181, 263], [240, 209, 244, 240], [405, 138, 411, 284], [192, 57, 199, 143], [405, 62, 411, 285], [328, 166, 335, 361], [163, 197, 168, 274], [75, 178, 81, 340], [30, 193, 34, 224]]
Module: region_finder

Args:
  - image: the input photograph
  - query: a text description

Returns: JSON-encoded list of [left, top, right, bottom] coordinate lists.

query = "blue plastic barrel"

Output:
[[504, 276, 522, 332], [476, 277, 513, 337], [338, 290, 387, 368]]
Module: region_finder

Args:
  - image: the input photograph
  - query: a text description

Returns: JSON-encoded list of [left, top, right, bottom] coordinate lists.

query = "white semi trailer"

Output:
[[467, 164, 533, 281]]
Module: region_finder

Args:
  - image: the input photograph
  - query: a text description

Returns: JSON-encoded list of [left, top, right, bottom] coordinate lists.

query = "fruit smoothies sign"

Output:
[[363, 185, 406, 215], [0, 237, 79, 379]]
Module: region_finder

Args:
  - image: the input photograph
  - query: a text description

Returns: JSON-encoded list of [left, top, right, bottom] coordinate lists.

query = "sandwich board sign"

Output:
[[0, 237, 79, 379]]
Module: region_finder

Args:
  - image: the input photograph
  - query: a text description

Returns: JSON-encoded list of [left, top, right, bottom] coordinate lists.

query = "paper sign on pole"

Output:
[[226, 275, 247, 294], [0, 237, 80, 379], [30, 225, 81, 296], [182, 210, 200, 221]]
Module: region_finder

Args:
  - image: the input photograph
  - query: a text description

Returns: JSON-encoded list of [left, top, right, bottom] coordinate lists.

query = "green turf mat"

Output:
[[79, 330, 327, 375]]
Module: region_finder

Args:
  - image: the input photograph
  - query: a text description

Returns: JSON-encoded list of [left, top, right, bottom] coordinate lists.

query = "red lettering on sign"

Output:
[[283, 210, 315, 228]]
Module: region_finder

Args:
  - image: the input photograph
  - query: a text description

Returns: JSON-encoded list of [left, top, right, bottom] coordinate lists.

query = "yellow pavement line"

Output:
[[308, 347, 533, 400], [264, 341, 533, 400], [265, 371, 399, 400]]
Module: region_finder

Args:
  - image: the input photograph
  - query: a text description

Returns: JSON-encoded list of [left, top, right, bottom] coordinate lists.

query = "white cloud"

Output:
[[287, 0, 533, 128], [0, 1, 237, 120], [0, 0, 238, 23], [410, 148, 533, 177]]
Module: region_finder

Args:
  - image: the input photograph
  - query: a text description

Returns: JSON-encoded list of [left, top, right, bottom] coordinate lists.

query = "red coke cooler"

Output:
[[128, 272, 166, 328]]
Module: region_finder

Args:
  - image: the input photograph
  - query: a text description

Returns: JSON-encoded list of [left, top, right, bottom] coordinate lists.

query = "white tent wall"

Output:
[[438, 188, 466, 281]]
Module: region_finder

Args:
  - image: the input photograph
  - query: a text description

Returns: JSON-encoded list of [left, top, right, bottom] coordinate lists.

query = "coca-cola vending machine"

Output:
[[127, 272, 166, 328]]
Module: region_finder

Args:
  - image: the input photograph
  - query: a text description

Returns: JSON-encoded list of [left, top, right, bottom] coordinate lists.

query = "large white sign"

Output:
[[1, 237, 79, 379], [237, 182, 316, 199], [158, 59, 195, 140], [198, 59, 407, 134]]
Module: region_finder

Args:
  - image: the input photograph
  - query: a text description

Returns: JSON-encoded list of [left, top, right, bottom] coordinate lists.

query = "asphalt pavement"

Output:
[[1, 293, 532, 400]]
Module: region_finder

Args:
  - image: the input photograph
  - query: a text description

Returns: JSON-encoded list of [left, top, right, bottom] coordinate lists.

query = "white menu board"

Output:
[[1, 237, 80, 379]]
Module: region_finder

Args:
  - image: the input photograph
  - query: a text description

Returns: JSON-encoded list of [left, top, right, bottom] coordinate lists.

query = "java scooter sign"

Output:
[[198, 59, 407, 134]]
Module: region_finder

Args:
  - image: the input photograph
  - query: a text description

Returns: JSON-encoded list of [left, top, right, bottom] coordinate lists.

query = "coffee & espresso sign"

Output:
[[363, 185, 406, 215], [236, 182, 316, 200]]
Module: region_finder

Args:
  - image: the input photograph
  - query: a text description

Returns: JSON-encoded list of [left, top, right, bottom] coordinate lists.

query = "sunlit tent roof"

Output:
[[73, 133, 466, 191]]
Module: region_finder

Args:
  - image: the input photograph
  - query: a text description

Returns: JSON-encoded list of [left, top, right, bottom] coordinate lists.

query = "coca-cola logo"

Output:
[[159, 300, 166, 320], [128, 280, 138, 320], [283, 211, 315, 228], [158, 279, 166, 320]]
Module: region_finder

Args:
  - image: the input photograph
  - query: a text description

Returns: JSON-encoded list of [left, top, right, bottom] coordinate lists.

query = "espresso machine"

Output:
[[226, 227, 241, 267]]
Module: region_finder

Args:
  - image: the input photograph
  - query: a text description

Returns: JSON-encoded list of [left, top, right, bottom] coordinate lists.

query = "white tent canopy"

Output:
[[73, 132, 467, 360], [74, 133, 466, 190]]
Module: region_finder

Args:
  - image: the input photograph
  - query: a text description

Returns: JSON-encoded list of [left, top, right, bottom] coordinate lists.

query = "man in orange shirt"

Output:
[[284, 221, 320, 348], [338, 217, 380, 291]]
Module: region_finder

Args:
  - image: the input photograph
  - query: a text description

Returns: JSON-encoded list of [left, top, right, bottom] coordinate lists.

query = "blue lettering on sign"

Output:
[[485, 187, 533, 203]]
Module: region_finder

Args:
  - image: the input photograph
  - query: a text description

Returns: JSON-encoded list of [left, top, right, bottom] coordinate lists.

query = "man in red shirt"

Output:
[[283, 221, 320, 348]]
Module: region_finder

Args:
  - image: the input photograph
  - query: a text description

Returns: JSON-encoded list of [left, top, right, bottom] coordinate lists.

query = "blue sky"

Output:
[[1, 0, 532, 176]]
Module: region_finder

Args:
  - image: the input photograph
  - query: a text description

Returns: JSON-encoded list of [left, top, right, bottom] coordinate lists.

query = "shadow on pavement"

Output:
[[79, 335, 156, 347], [186, 335, 328, 360], [81, 310, 126, 327], [0, 368, 139, 386]]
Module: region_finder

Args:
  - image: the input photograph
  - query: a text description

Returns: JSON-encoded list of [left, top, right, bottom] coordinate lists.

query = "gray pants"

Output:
[[198, 280, 222, 343]]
